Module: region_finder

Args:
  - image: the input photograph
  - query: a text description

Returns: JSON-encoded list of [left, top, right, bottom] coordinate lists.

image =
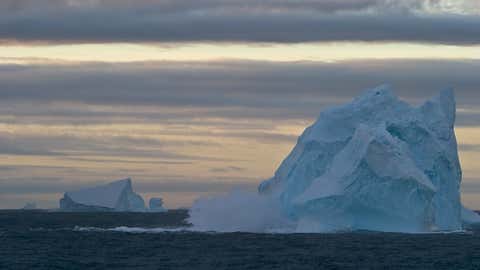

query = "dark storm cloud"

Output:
[[1, 59, 480, 124], [0, 0, 478, 44]]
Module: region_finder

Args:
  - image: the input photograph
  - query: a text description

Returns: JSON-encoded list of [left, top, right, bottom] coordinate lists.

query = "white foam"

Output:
[[73, 226, 191, 233], [70, 225, 473, 235]]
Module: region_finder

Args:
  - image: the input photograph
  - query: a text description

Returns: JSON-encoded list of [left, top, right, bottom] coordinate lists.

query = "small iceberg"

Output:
[[22, 202, 37, 210], [59, 178, 146, 212], [149, 198, 167, 212]]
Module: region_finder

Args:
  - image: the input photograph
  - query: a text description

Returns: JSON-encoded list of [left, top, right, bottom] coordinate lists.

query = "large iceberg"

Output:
[[59, 178, 146, 212], [259, 86, 478, 232]]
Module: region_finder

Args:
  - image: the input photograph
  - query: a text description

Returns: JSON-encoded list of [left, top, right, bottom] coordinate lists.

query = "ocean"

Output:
[[1, 210, 480, 270]]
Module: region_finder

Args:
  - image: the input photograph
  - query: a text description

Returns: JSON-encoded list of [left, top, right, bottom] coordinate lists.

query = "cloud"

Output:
[[0, 0, 432, 14], [459, 144, 480, 152], [1, 59, 480, 123], [0, 135, 62, 156], [209, 166, 247, 173], [0, 131, 239, 161], [0, 0, 479, 44], [0, 176, 258, 194], [461, 181, 480, 194]]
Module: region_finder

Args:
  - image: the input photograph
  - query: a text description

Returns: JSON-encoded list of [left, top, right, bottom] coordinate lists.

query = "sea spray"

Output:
[[188, 190, 292, 233]]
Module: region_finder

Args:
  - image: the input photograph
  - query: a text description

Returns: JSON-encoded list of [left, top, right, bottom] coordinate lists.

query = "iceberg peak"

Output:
[[351, 84, 396, 105]]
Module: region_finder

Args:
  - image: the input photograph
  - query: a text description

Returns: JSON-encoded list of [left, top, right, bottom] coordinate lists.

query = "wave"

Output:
[[68, 225, 473, 235], [73, 226, 192, 233]]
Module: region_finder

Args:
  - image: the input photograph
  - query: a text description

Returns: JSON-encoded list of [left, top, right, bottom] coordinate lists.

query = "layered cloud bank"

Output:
[[0, 0, 479, 44]]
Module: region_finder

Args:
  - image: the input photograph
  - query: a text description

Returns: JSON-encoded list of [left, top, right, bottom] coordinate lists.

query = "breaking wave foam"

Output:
[[70, 226, 471, 235], [73, 226, 191, 233]]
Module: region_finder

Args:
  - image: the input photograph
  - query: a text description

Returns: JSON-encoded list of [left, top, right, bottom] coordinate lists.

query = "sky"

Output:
[[1, 0, 480, 209]]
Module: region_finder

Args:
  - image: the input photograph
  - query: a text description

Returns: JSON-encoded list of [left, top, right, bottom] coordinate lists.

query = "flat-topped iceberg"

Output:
[[59, 178, 146, 212], [258, 86, 478, 232]]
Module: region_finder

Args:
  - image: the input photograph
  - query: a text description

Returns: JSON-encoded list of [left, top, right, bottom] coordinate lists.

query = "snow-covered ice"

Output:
[[59, 178, 146, 212], [191, 86, 480, 233]]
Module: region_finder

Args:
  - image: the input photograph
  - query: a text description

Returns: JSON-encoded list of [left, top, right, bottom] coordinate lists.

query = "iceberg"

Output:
[[59, 178, 146, 212], [149, 198, 167, 212], [22, 202, 37, 210], [462, 206, 480, 225], [259, 85, 476, 232]]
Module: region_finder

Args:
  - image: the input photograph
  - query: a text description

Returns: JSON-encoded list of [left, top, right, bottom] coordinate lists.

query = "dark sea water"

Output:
[[1, 210, 480, 270]]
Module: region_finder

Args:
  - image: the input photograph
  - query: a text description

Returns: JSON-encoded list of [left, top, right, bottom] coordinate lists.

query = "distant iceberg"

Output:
[[59, 178, 146, 212], [22, 202, 37, 210], [256, 86, 479, 232], [149, 198, 167, 212]]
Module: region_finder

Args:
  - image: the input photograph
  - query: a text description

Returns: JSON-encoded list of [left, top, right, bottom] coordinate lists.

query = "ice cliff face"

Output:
[[259, 86, 466, 232], [59, 178, 146, 212]]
